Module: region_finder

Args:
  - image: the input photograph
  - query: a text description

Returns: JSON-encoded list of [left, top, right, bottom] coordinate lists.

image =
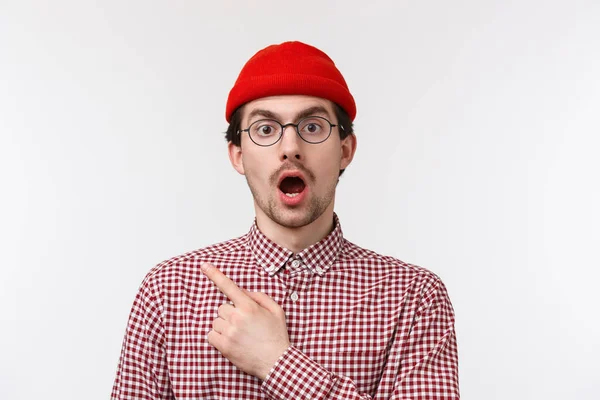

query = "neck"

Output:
[[254, 202, 336, 253]]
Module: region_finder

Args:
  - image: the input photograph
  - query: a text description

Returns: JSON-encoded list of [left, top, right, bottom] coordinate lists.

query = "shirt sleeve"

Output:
[[260, 277, 460, 400], [111, 277, 174, 400]]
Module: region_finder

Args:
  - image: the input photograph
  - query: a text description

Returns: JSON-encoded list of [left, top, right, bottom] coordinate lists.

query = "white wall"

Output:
[[1, 1, 599, 398]]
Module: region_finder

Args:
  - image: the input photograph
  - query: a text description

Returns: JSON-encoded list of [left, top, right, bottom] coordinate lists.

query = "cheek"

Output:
[[313, 149, 342, 177], [242, 152, 272, 182]]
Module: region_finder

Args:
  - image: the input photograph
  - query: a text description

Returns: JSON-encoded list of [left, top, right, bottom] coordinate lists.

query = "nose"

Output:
[[278, 124, 303, 161]]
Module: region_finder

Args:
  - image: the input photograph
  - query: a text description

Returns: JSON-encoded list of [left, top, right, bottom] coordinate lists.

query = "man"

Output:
[[112, 41, 459, 399]]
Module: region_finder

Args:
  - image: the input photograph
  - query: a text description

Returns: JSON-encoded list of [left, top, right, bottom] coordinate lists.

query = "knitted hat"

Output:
[[225, 41, 356, 122]]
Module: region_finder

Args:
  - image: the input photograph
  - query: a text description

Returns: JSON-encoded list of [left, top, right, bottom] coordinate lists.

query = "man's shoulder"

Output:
[[142, 234, 249, 285], [340, 239, 442, 283]]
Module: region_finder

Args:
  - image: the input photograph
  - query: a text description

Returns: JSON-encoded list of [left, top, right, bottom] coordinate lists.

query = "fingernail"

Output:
[[201, 263, 213, 273]]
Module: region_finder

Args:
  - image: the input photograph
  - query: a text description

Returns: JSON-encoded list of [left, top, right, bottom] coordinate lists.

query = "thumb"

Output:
[[244, 290, 282, 314]]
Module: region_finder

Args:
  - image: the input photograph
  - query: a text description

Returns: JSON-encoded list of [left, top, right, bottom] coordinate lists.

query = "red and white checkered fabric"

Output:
[[112, 214, 459, 399]]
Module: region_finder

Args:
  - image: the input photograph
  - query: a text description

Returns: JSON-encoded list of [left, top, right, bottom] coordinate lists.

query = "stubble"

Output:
[[244, 162, 337, 229]]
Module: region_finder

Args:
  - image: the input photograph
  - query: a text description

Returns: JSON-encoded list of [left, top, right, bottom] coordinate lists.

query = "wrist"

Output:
[[257, 343, 291, 380]]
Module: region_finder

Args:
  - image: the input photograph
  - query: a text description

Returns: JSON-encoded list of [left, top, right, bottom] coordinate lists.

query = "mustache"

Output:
[[270, 161, 316, 184]]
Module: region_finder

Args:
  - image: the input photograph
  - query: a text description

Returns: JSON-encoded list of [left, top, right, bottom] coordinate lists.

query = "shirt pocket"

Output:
[[329, 306, 397, 353]]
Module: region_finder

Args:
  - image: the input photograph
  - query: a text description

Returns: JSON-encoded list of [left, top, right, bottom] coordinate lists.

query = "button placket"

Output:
[[281, 268, 311, 346]]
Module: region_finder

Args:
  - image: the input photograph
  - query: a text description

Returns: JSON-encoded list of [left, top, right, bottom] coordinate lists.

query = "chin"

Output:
[[250, 182, 335, 229], [271, 209, 320, 229], [261, 198, 331, 229]]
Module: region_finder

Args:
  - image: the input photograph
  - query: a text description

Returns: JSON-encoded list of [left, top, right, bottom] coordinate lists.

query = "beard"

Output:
[[244, 163, 337, 229]]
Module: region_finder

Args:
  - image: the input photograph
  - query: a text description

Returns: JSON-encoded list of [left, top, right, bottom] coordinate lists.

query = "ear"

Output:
[[228, 141, 245, 175], [340, 134, 357, 170]]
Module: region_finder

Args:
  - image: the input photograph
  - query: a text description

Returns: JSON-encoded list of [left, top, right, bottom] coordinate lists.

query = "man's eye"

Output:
[[254, 123, 278, 136], [300, 119, 324, 135], [306, 123, 319, 133]]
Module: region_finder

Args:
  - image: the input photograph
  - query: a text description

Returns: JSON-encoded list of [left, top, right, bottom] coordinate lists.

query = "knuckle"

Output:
[[206, 330, 216, 344], [224, 325, 237, 338], [246, 303, 260, 313], [218, 303, 233, 318], [229, 311, 242, 324]]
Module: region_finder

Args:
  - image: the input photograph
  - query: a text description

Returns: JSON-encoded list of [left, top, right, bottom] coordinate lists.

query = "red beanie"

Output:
[[225, 41, 356, 122]]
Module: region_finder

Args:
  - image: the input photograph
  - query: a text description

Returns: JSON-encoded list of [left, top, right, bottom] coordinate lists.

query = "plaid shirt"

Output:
[[112, 214, 459, 399]]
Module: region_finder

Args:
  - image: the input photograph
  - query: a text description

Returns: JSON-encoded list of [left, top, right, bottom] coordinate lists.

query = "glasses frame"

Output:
[[237, 116, 344, 147]]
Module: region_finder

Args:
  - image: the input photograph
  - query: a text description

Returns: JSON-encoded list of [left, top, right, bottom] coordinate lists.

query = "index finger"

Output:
[[201, 263, 252, 307]]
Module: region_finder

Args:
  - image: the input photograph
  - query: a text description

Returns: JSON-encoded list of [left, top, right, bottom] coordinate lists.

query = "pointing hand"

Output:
[[202, 262, 290, 380]]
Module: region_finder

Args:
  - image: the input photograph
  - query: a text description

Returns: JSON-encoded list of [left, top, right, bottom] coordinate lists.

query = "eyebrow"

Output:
[[246, 105, 332, 123]]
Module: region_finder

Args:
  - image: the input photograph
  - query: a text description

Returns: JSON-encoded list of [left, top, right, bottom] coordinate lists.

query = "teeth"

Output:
[[285, 193, 300, 198]]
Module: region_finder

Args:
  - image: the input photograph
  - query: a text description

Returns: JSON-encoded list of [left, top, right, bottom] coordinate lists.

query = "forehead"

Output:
[[240, 95, 336, 123]]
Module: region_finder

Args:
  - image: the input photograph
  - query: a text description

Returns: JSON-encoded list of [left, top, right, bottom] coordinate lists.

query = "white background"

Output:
[[1, 1, 599, 399]]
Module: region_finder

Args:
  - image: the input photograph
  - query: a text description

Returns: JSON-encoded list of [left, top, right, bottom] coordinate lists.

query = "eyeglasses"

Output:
[[237, 116, 343, 147]]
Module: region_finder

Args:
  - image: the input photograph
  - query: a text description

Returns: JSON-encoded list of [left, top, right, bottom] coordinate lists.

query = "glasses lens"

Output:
[[298, 117, 331, 143], [249, 119, 281, 146]]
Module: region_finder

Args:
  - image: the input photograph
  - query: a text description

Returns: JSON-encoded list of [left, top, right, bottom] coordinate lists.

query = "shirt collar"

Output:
[[247, 213, 345, 277]]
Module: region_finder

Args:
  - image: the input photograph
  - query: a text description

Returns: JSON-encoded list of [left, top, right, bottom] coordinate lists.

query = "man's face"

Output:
[[228, 95, 356, 229]]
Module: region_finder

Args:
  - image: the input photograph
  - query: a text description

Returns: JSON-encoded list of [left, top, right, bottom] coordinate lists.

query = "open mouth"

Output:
[[279, 176, 306, 198]]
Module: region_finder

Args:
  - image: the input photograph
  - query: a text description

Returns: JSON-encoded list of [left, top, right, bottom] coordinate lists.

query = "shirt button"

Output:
[[315, 266, 324, 274], [266, 265, 276, 273], [291, 260, 301, 268], [290, 292, 299, 302]]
